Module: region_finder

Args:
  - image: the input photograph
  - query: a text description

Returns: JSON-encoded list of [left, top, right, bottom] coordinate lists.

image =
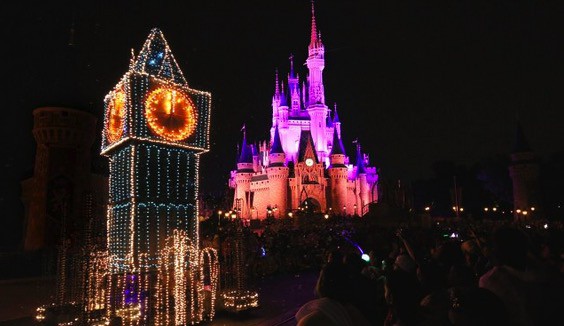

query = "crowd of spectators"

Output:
[[201, 214, 564, 325]]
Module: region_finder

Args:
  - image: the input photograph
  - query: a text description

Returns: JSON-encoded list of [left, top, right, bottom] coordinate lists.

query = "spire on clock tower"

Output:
[[132, 28, 187, 86]]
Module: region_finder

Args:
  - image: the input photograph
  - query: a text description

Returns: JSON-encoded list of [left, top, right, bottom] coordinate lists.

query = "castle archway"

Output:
[[299, 197, 321, 214]]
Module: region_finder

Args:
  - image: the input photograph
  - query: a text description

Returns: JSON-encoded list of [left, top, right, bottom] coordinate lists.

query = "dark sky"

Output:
[[1, 0, 563, 244]]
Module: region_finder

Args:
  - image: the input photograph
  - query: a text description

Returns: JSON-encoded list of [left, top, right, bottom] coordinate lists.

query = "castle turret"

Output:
[[333, 103, 342, 138], [235, 131, 254, 217], [306, 1, 329, 161], [355, 142, 369, 215], [267, 125, 289, 217], [306, 0, 325, 106], [272, 69, 281, 121], [252, 143, 260, 172], [328, 128, 348, 214], [508, 123, 539, 220], [288, 55, 301, 114]]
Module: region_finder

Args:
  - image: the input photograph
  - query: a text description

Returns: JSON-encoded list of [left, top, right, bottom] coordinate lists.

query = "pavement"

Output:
[[0, 270, 319, 326], [208, 270, 318, 326]]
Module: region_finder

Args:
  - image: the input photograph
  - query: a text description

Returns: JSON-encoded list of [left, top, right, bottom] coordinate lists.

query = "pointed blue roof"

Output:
[[270, 125, 284, 154], [289, 54, 296, 79], [280, 82, 288, 106], [280, 94, 288, 107], [330, 128, 345, 155], [238, 134, 253, 164], [356, 143, 366, 174], [333, 104, 341, 123], [132, 28, 187, 85]]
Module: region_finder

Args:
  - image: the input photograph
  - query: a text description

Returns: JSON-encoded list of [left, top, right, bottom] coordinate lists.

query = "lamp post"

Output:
[[218, 210, 223, 232]]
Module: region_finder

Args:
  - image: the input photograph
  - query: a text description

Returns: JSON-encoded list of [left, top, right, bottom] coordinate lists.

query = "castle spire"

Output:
[[330, 127, 345, 155], [274, 68, 280, 97], [333, 103, 341, 123], [279, 80, 288, 106], [355, 140, 366, 174], [270, 124, 284, 154], [289, 54, 296, 78], [238, 125, 253, 164], [309, 0, 319, 49]]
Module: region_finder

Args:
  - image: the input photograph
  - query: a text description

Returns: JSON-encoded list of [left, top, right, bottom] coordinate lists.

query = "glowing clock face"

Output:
[[107, 90, 126, 143], [305, 158, 314, 167], [145, 87, 196, 141]]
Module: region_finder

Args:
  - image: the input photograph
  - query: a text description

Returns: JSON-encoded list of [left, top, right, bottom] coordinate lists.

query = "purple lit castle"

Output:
[[229, 3, 378, 220]]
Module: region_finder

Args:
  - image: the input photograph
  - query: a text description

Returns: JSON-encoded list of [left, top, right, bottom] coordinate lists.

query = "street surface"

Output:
[[0, 270, 319, 326]]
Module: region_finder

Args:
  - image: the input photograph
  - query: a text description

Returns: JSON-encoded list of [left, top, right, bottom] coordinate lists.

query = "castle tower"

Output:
[[328, 128, 347, 214], [508, 123, 539, 220], [306, 1, 329, 160], [21, 107, 98, 250], [288, 55, 301, 114], [234, 131, 253, 218], [267, 125, 289, 217], [355, 142, 370, 215]]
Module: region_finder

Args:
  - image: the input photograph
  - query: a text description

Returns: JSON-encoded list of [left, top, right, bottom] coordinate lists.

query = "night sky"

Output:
[[1, 1, 563, 247]]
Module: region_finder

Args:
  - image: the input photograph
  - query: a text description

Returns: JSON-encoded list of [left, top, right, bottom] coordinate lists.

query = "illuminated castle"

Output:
[[229, 3, 378, 219], [100, 28, 217, 324]]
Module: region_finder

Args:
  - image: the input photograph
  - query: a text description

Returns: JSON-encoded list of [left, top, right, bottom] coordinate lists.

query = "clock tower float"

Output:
[[101, 28, 217, 324]]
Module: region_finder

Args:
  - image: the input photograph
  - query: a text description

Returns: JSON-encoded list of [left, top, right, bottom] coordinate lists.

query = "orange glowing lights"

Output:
[[107, 90, 126, 143], [145, 87, 196, 141]]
